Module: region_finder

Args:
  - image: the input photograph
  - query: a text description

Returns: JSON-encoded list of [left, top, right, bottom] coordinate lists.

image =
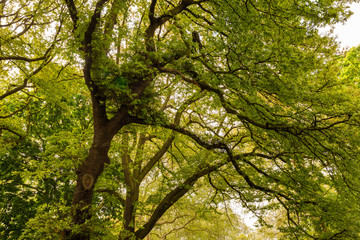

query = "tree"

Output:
[[0, 0, 62, 152], [0, 2, 67, 238], [1, 0, 360, 239]]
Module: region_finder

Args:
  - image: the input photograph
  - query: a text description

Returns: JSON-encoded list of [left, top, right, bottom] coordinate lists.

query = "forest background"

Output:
[[2, 0, 360, 240]]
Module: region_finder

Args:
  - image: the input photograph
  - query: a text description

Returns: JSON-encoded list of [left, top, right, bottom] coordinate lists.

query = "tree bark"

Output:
[[62, 1, 205, 238], [118, 133, 140, 240], [119, 185, 140, 240], [70, 127, 114, 239]]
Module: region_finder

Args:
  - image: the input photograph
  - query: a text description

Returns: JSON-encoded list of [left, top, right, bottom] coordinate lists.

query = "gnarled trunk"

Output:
[[69, 126, 115, 239]]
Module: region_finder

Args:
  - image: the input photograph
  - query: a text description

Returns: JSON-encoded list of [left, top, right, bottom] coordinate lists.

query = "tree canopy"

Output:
[[1, 0, 360, 239]]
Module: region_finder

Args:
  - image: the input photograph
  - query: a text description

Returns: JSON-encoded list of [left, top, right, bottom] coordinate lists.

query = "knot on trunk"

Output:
[[82, 173, 94, 190]]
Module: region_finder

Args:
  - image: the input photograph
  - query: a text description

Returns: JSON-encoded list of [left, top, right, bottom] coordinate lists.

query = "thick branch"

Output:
[[138, 135, 175, 182], [135, 163, 222, 239], [64, 0, 79, 31], [149, 0, 158, 23], [226, 147, 291, 200], [82, 0, 111, 126], [0, 78, 29, 101], [0, 55, 46, 62], [84, 0, 109, 50], [145, 0, 204, 52]]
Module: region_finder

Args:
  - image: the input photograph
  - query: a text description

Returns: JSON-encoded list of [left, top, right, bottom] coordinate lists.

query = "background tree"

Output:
[[0, 1, 69, 238], [2, 0, 360, 240], [0, 0, 62, 151]]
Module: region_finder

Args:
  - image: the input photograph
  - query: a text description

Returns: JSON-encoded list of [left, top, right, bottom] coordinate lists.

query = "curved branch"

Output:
[[1, 19, 61, 100], [0, 99, 31, 119], [0, 57, 51, 100], [0, 78, 29, 101], [0, 126, 23, 138], [0, 34, 57, 62], [160, 67, 351, 135], [162, 214, 197, 239], [84, 0, 109, 50], [145, 0, 205, 52], [226, 147, 291, 200], [138, 91, 204, 181], [135, 162, 222, 239]]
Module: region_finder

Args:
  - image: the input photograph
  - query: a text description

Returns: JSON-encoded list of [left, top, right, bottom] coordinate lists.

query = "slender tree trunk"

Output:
[[119, 184, 140, 240], [118, 132, 141, 240]]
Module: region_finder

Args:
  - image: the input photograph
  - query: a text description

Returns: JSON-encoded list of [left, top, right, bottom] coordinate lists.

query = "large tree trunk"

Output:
[[68, 90, 130, 239], [70, 126, 115, 239]]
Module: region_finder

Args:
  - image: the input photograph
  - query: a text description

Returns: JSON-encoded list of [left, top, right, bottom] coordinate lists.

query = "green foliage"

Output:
[[19, 203, 72, 240], [339, 46, 360, 86], [2, 0, 360, 239], [0, 141, 40, 239]]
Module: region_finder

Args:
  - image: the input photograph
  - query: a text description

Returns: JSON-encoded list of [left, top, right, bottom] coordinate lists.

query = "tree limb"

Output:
[[64, 0, 79, 31], [0, 126, 23, 138], [160, 67, 351, 135], [0, 99, 31, 119], [138, 135, 175, 182], [135, 162, 223, 239], [0, 57, 51, 100], [0, 55, 47, 62], [84, 0, 109, 50], [226, 147, 291, 200], [145, 0, 205, 52]]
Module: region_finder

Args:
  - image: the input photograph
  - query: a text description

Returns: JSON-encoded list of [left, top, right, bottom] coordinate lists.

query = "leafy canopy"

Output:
[[1, 0, 360, 239]]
